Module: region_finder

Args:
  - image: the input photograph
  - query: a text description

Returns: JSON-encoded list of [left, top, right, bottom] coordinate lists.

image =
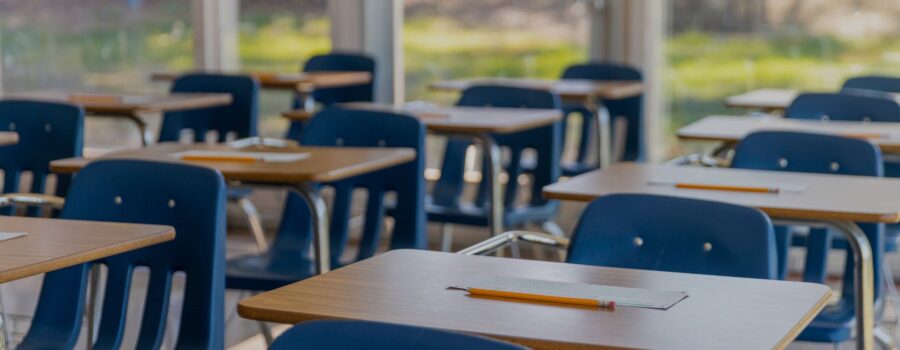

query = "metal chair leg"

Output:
[[258, 321, 274, 346], [521, 223, 547, 261], [86, 264, 101, 350], [874, 325, 897, 350], [440, 224, 454, 252], [249, 290, 275, 346], [541, 221, 567, 261], [542, 221, 566, 237], [881, 260, 899, 331], [237, 198, 268, 252], [509, 239, 522, 259], [0, 288, 9, 350]]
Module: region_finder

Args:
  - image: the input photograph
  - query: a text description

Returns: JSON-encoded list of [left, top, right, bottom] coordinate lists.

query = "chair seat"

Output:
[[225, 253, 316, 291], [883, 159, 900, 178], [16, 331, 78, 350], [796, 299, 856, 343], [886, 224, 900, 252], [561, 162, 597, 177], [426, 198, 558, 228], [227, 186, 253, 200], [518, 148, 599, 176]]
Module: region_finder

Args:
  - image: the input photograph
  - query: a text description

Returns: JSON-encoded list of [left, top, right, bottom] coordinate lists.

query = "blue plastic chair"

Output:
[[567, 193, 776, 279], [784, 92, 900, 250], [731, 131, 885, 344], [560, 63, 643, 175], [158, 73, 259, 143], [18, 159, 226, 349], [269, 320, 528, 350], [156, 73, 268, 248], [786, 92, 900, 123], [286, 53, 376, 140], [226, 107, 426, 291], [428, 86, 562, 239], [842, 75, 900, 94], [0, 100, 84, 216]]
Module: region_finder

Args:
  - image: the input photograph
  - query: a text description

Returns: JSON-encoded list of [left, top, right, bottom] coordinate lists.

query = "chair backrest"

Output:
[[567, 194, 776, 279], [159, 73, 259, 143], [269, 320, 529, 350], [287, 53, 376, 140], [785, 92, 900, 123], [303, 52, 376, 105], [731, 131, 883, 177], [432, 85, 562, 211], [22, 159, 226, 349], [561, 62, 644, 161], [731, 131, 884, 302], [842, 75, 900, 94], [274, 108, 426, 267], [0, 100, 83, 215]]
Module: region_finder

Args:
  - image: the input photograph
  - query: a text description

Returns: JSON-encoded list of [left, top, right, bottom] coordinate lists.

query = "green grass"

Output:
[[5, 14, 900, 146], [665, 31, 900, 155], [404, 17, 587, 103]]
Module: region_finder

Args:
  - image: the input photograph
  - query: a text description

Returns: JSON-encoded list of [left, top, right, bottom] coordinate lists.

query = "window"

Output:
[[0, 0, 192, 93], [666, 0, 900, 156], [404, 0, 589, 103], [237, 0, 330, 137], [0, 0, 193, 148]]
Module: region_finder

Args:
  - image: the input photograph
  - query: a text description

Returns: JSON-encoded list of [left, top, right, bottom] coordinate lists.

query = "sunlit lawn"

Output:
[[666, 32, 900, 155], [6, 14, 900, 145]]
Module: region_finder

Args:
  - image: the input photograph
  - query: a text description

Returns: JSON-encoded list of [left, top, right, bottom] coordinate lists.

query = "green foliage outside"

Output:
[[238, 17, 330, 72], [4, 11, 900, 146], [667, 31, 900, 154], [404, 17, 587, 104], [237, 16, 330, 136]]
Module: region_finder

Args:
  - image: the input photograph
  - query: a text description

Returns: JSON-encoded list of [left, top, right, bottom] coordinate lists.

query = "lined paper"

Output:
[[172, 150, 309, 163], [648, 178, 808, 194], [227, 137, 299, 149], [0, 232, 26, 242], [68, 94, 122, 104], [454, 275, 689, 310]]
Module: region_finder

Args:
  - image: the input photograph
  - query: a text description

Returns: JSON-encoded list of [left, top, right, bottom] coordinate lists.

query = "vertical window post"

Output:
[[588, 0, 665, 162], [329, 0, 402, 104], [192, 0, 239, 70]]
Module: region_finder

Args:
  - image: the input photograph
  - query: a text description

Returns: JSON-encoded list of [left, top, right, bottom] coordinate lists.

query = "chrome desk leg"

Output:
[[292, 182, 331, 274], [86, 264, 101, 350], [295, 90, 316, 113], [237, 197, 269, 252], [830, 220, 875, 350], [584, 99, 612, 168], [774, 219, 874, 350], [0, 288, 8, 350], [440, 224, 454, 252], [709, 141, 737, 160], [874, 325, 896, 350], [473, 134, 504, 237], [124, 113, 153, 147]]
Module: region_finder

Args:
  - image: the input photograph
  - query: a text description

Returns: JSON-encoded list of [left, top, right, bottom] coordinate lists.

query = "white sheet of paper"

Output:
[[648, 178, 808, 193], [227, 137, 299, 149], [172, 150, 309, 163], [454, 275, 689, 310], [0, 232, 26, 242]]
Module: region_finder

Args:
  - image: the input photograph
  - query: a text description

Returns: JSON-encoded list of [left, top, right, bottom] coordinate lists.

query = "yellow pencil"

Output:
[[181, 155, 259, 163], [467, 288, 615, 309], [674, 183, 778, 194], [842, 133, 886, 140]]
